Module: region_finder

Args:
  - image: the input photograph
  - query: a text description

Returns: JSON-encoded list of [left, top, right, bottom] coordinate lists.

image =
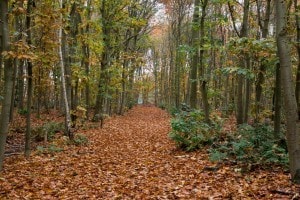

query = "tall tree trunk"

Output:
[[0, 19, 2, 93], [82, 0, 92, 119], [229, 0, 250, 125], [276, 0, 300, 183], [199, 0, 210, 123], [274, 62, 281, 136], [61, 0, 72, 113], [94, 0, 109, 120], [244, 57, 251, 123], [189, 0, 200, 109], [153, 49, 158, 106], [59, 0, 73, 140], [255, 0, 272, 121], [295, 0, 300, 115], [0, 0, 14, 171], [119, 61, 126, 114], [9, 64, 17, 122], [25, 0, 34, 157], [94, 49, 108, 120], [17, 63, 24, 110]]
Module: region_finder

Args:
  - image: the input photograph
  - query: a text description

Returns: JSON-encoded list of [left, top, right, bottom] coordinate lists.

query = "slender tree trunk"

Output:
[[199, 0, 210, 123], [244, 57, 251, 123], [60, 0, 72, 113], [35, 67, 40, 118], [276, 0, 300, 183], [274, 63, 281, 136], [236, 74, 244, 124], [94, 49, 108, 120], [9, 64, 17, 122], [295, 0, 300, 114], [25, 62, 33, 157], [229, 0, 250, 125], [255, 0, 272, 121], [94, 1, 109, 120], [153, 49, 158, 106], [59, 0, 73, 140], [0, 0, 14, 171], [17, 63, 24, 110], [0, 21, 2, 92], [25, 0, 34, 157], [82, 0, 92, 119], [119, 64, 126, 114], [189, 0, 200, 109]]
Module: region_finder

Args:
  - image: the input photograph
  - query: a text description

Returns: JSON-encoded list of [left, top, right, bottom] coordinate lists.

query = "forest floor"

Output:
[[0, 105, 300, 199]]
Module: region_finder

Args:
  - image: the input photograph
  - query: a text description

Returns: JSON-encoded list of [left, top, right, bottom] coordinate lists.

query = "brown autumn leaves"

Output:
[[0, 106, 299, 199]]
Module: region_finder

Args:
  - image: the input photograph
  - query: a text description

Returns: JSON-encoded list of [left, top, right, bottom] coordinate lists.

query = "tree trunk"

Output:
[[0, 0, 14, 171], [229, 0, 250, 125], [295, 0, 300, 115], [9, 63, 17, 122], [274, 62, 281, 136], [17, 63, 24, 110], [25, 0, 34, 158], [94, 0, 109, 120], [189, 0, 200, 109], [255, 0, 272, 121], [82, 0, 92, 119], [199, 0, 210, 123], [154, 49, 158, 106], [276, 0, 300, 183], [59, 0, 73, 140], [61, 1, 72, 113]]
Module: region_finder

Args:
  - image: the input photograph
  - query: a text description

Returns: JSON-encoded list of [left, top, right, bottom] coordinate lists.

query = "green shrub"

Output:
[[72, 134, 89, 146], [169, 107, 222, 151], [209, 124, 288, 166], [43, 122, 64, 139], [18, 109, 28, 116], [32, 122, 64, 142], [158, 103, 166, 110], [36, 144, 63, 154]]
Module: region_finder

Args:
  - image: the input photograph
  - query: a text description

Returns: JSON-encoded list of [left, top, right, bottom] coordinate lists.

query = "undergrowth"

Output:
[[169, 105, 288, 167], [32, 121, 64, 142], [209, 124, 288, 166], [169, 104, 222, 151]]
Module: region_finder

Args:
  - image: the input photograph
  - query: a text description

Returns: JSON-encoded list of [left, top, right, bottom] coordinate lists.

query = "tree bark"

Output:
[[199, 0, 210, 123], [0, 0, 14, 171], [25, 0, 34, 158], [295, 0, 300, 115], [228, 0, 250, 125], [255, 0, 272, 121], [189, 0, 200, 109], [82, 0, 92, 119], [274, 62, 281, 136], [276, 0, 300, 183], [59, 0, 73, 140]]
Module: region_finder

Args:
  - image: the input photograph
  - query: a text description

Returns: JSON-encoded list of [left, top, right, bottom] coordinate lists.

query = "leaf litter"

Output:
[[0, 106, 299, 199]]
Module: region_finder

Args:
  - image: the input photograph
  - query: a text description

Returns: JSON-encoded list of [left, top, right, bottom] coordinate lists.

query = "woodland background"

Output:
[[0, 0, 300, 191]]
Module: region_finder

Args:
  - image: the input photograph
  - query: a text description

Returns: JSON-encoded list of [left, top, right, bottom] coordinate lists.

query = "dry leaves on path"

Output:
[[0, 105, 299, 199]]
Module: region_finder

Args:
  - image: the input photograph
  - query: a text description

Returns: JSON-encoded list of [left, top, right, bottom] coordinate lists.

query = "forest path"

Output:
[[0, 106, 297, 199]]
